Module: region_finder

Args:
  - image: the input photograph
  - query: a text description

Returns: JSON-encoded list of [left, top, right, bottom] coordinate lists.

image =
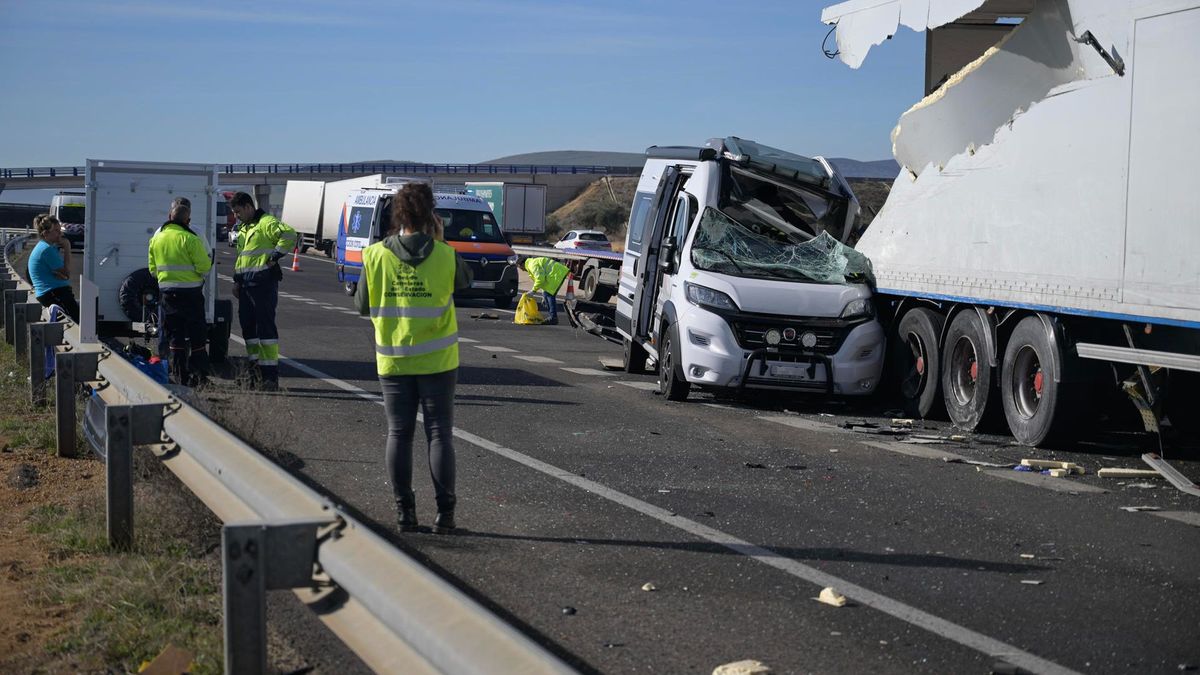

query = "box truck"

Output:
[[464, 182, 546, 245], [821, 0, 1200, 444], [280, 175, 430, 257]]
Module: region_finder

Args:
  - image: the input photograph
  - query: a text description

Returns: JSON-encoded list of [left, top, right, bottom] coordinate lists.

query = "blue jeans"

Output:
[[543, 290, 557, 320], [380, 369, 457, 513]]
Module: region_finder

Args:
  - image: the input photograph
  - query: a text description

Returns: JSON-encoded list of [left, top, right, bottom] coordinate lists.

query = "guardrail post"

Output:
[[13, 302, 40, 357], [28, 321, 64, 406], [55, 351, 98, 457], [105, 403, 165, 549], [223, 518, 328, 675], [4, 288, 24, 341]]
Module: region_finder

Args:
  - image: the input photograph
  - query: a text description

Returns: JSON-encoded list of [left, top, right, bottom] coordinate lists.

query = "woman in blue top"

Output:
[[28, 214, 80, 322]]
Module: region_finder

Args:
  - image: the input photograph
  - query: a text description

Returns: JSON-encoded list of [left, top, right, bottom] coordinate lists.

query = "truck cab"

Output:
[[336, 190, 519, 308], [616, 137, 885, 400]]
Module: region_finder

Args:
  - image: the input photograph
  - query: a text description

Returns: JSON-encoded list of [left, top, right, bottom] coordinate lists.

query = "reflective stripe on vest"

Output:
[[149, 223, 208, 287], [235, 214, 296, 276], [363, 240, 458, 376]]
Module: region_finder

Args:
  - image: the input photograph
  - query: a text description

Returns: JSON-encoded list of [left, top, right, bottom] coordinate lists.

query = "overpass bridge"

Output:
[[0, 162, 643, 212]]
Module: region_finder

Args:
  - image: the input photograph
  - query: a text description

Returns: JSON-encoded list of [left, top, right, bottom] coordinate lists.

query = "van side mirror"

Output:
[[659, 239, 677, 274]]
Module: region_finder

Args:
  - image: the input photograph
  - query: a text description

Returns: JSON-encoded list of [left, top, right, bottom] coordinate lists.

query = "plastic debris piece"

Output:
[[712, 660, 772, 675], [744, 462, 768, 469], [943, 457, 1014, 468], [1125, 482, 1158, 490], [1120, 505, 1162, 512], [562, 606, 577, 615], [642, 582, 658, 592], [1098, 468, 1160, 479], [816, 587, 847, 607], [1021, 458, 1084, 474], [1019, 554, 1035, 559], [1013, 465, 1035, 472], [828, 448, 840, 453], [891, 418, 914, 428], [1020, 580, 1044, 585], [950, 435, 968, 442], [1046, 468, 1069, 478]]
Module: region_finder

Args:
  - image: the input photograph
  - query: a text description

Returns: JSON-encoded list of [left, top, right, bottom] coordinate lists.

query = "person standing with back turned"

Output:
[[230, 192, 296, 391], [356, 183, 471, 533], [147, 197, 212, 386]]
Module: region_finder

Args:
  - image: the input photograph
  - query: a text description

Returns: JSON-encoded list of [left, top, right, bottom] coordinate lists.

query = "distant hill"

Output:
[[826, 158, 900, 179], [481, 150, 645, 167]]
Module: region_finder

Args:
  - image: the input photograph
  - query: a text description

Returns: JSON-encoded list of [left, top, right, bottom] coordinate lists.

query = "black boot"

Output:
[[433, 511, 456, 535], [398, 507, 419, 532]]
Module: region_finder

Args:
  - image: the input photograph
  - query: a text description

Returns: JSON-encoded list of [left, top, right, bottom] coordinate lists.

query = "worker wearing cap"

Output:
[[230, 192, 296, 390], [523, 256, 569, 325], [148, 197, 212, 386]]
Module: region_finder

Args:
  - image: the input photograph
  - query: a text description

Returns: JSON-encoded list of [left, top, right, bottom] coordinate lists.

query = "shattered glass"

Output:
[[691, 207, 874, 285]]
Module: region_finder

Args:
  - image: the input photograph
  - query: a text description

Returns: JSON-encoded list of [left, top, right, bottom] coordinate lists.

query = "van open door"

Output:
[[630, 165, 683, 342]]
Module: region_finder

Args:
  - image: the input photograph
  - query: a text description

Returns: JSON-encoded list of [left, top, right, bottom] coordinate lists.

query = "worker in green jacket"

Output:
[[148, 197, 213, 386], [523, 256, 569, 325], [230, 192, 297, 390]]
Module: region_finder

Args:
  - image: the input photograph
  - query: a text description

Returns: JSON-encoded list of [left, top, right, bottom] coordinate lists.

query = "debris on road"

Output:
[[562, 606, 577, 615], [1097, 468, 1161, 479], [828, 448, 840, 454], [1021, 459, 1085, 474], [890, 418, 914, 428], [1020, 580, 1044, 585], [815, 587, 848, 607], [1019, 553, 1035, 559], [950, 435, 968, 442], [743, 461, 768, 469], [1124, 482, 1159, 490], [641, 582, 658, 592], [942, 457, 1014, 468], [712, 659, 772, 675], [470, 312, 500, 320], [599, 357, 623, 371], [1120, 505, 1163, 512]]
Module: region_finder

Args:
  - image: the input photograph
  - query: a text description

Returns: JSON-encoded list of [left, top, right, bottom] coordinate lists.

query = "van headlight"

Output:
[[685, 282, 738, 311], [507, 254, 519, 265], [840, 298, 874, 319]]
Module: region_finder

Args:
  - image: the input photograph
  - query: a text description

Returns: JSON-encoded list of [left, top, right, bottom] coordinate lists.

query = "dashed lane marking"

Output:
[[1151, 511, 1200, 527], [759, 414, 838, 434], [860, 439, 973, 464], [223, 337, 1080, 675], [980, 469, 1107, 494], [512, 355, 563, 364], [617, 381, 658, 390], [559, 367, 617, 377], [458, 337, 478, 343], [474, 345, 517, 353]]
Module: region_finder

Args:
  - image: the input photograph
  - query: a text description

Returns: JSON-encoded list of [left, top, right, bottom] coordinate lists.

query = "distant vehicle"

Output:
[[50, 192, 86, 249], [215, 190, 235, 243], [554, 229, 611, 251], [464, 182, 546, 245]]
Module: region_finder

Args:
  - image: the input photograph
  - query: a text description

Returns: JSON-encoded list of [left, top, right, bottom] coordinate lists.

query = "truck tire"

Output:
[[1000, 315, 1078, 446], [209, 299, 234, 365], [344, 281, 357, 296], [118, 268, 159, 323], [941, 309, 998, 432], [894, 308, 944, 419], [623, 337, 649, 374], [658, 325, 690, 401], [580, 267, 613, 303], [1166, 371, 1200, 436]]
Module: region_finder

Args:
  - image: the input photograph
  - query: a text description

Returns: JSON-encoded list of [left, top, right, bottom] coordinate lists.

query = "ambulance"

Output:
[[335, 189, 520, 308]]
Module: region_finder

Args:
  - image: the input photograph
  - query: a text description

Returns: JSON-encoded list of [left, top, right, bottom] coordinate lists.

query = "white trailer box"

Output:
[[83, 159, 232, 358], [281, 180, 326, 253], [465, 182, 546, 243]]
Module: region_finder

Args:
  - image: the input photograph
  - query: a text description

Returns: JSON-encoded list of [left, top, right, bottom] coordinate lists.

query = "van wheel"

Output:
[[1001, 316, 1078, 446], [941, 309, 998, 432], [894, 308, 944, 419], [658, 326, 690, 401], [623, 337, 649, 374], [344, 281, 357, 296], [494, 295, 514, 310]]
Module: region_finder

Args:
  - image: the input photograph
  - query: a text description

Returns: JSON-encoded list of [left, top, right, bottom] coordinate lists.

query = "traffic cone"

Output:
[[290, 247, 301, 272], [564, 273, 576, 302]]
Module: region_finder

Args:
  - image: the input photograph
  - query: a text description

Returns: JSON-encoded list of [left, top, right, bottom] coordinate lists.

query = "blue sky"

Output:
[[0, 1, 924, 171]]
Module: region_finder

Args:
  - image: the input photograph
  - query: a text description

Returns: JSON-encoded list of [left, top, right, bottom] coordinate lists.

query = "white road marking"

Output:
[[340, 310, 360, 315], [512, 355, 563, 365], [560, 367, 617, 377], [981, 469, 1108, 494], [860, 439, 972, 463], [458, 337, 478, 344], [234, 341, 1080, 675], [759, 415, 839, 434], [617, 381, 658, 391], [1150, 511, 1200, 527], [474, 345, 517, 353]]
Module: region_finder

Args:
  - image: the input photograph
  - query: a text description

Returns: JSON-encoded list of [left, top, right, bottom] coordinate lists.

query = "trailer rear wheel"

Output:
[[942, 309, 998, 431], [623, 337, 649, 374], [658, 326, 690, 401], [1001, 316, 1077, 446], [581, 267, 613, 303], [895, 308, 944, 419]]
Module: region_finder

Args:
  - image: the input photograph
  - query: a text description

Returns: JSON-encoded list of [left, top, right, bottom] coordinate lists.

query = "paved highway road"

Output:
[[205, 248, 1200, 674]]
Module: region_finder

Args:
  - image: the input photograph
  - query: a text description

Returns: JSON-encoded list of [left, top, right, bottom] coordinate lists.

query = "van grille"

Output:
[[466, 257, 507, 282], [730, 319, 852, 355]]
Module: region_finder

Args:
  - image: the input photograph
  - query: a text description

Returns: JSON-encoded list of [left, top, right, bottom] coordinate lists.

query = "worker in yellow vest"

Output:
[[230, 192, 296, 391], [147, 197, 212, 386], [356, 183, 472, 534], [523, 256, 569, 325]]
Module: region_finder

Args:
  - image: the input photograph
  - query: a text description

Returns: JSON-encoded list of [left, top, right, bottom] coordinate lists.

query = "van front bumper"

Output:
[[677, 304, 886, 395]]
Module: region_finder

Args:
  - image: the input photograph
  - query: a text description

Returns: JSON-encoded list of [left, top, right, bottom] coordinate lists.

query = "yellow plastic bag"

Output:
[[514, 292, 545, 325]]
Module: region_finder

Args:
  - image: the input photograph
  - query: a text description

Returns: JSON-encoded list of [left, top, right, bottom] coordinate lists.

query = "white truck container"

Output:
[[821, 0, 1200, 444], [280, 180, 327, 254], [464, 182, 546, 245], [82, 159, 232, 360], [616, 137, 884, 401]]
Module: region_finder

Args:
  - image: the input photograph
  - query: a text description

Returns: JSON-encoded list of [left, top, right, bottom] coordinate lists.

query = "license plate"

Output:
[[470, 280, 496, 289], [769, 363, 818, 380]]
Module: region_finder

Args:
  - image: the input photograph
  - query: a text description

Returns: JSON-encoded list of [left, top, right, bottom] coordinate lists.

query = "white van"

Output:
[[50, 191, 86, 249], [616, 137, 885, 400]]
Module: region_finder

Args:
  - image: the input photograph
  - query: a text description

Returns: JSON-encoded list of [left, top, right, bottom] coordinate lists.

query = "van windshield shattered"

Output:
[[691, 206, 873, 285]]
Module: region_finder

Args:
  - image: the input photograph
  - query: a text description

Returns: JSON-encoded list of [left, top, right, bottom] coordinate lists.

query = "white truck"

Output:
[[463, 182, 547, 245], [280, 175, 431, 256], [821, 0, 1200, 444], [616, 137, 885, 401], [82, 159, 232, 361]]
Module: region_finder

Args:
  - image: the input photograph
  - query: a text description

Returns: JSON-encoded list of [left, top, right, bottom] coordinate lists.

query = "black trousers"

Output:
[[160, 288, 209, 384], [36, 286, 80, 323], [380, 370, 457, 514], [238, 280, 280, 383]]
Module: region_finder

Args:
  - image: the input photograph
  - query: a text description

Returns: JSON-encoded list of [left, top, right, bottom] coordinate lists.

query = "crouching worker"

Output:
[[148, 197, 212, 386], [523, 256, 569, 325]]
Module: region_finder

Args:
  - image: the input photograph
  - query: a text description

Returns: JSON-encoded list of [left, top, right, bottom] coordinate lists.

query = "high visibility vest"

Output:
[[148, 223, 212, 290], [234, 213, 296, 282], [524, 257, 569, 294], [363, 240, 458, 376]]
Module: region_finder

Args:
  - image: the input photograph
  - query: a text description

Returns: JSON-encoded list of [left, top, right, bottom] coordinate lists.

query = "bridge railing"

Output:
[[0, 232, 577, 675], [2, 163, 644, 179]]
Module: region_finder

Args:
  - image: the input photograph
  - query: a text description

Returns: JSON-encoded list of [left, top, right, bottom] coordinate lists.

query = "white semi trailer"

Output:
[[821, 0, 1199, 445]]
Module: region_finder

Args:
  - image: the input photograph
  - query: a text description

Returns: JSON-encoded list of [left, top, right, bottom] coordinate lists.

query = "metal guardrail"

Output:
[[1, 162, 644, 180], [1, 233, 576, 675], [511, 244, 624, 263]]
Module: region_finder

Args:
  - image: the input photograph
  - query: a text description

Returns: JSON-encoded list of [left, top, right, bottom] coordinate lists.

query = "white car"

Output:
[[554, 229, 611, 251]]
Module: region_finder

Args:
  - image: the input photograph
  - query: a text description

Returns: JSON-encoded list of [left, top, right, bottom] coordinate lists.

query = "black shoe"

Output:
[[398, 507, 419, 532], [433, 511, 456, 534]]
